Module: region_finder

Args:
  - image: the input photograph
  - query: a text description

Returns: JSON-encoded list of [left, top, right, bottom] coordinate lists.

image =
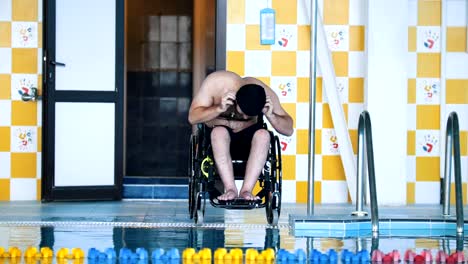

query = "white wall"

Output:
[[367, 0, 408, 205]]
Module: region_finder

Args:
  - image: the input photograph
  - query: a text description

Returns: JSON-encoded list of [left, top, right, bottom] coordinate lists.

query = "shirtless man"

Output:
[[188, 71, 293, 201]]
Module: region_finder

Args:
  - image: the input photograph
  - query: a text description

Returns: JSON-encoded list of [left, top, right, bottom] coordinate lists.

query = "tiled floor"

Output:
[[0, 201, 467, 258]]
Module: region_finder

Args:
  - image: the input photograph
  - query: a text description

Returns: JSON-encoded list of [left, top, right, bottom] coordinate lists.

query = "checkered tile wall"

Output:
[[0, 0, 42, 201], [227, 0, 468, 204]]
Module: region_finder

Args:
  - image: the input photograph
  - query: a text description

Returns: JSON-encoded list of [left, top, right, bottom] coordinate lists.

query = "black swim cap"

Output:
[[236, 84, 266, 116]]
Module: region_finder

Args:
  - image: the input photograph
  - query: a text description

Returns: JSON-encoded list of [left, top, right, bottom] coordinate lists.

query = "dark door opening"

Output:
[[125, 0, 215, 178]]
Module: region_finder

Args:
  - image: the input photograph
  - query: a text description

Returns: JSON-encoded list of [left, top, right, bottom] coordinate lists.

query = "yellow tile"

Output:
[[11, 153, 37, 178], [407, 182, 415, 204], [246, 25, 270, 50], [322, 103, 333, 129], [408, 79, 416, 103], [282, 155, 296, 180], [348, 78, 364, 103], [0, 22, 11, 47], [349, 129, 357, 154], [342, 103, 348, 123], [37, 74, 42, 95], [38, 23, 42, 49], [332, 52, 348, 77], [226, 51, 245, 77], [323, 0, 349, 25], [416, 156, 440, 181], [315, 129, 322, 154], [450, 183, 467, 205], [349, 26, 365, 51], [0, 179, 10, 201], [0, 127, 10, 151], [0, 74, 11, 99], [408, 26, 417, 52], [36, 179, 41, 200], [272, 0, 297, 24], [461, 131, 468, 156], [271, 51, 296, 76], [297, 77, 309, 103], [407, 130, 416, 155], [296, 181, 321, 204], [281, 103, 296, 128], [12, 48, 38, 73], [446, 27, 466, 52], [446, 79, 468, 104], [12, 101, 37, 126], [37, 126, 41, 152], [316, 77, 322, 102], [417, 53, 440, 78], [416, 105, 440, 130], [296, 129, 309, 155], [12, 0, 38, 21], [227, 0, 245, 24], [322, 155, 345, 180], [297, 25, 311, 51], [256, 77, 270, 86], [418, 0, 441, 26]]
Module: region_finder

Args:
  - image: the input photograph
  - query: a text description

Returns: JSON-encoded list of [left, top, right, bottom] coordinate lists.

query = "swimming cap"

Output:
[[236, 84, 266, 116]]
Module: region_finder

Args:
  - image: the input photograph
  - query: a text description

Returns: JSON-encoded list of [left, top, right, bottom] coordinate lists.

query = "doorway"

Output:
[[125, 0, 216, 179]]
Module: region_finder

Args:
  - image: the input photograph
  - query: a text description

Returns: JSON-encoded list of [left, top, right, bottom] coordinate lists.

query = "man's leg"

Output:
[[211, 126, 237, 200], [239, 129, 270, 200]]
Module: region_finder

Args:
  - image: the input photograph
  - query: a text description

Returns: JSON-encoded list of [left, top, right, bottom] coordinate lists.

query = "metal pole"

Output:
[[307, 0, 318, 215], [442, 124, 452, 216]]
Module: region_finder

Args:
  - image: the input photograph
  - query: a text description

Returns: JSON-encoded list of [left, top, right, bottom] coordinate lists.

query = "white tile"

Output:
[[321, 180, 348, 203], [0, 152, 10, 178], [407, 52, 417, 78], [446, 0, 467, 27], [10, 126, 37, 152], [336, 77, 348, 103], [406, 155, 416, 182], [408, 0, 418, 26], [445, 104, 468, 130], [281, 180, 296, 203], [314, 102, 322, 129], [11, 22, 38, 48], [415, 181, 439, 204], [416, 78, 440, 105], [348, 51, 366, 78], [349, 0, 367, 25], [36, 152, 41, 179], [296, 50, 310, 77], [415, 130, 440, 157], [321, 128, 340, 155], [37, 100, 42, 126], [296, 102, 310, 129], [0, 48, 11, 74], [244, 50, 271, 76], [11, 74, 37, 101], [0, 100, 11, 126], [297, 0, 310, 25], [314, 154, 322, 181], [416, 26, 440, 53], [245, 0, 264, 25], [324, 25, 349, 51], [37, 48, 42, 74], [279, 131, 296, 155], [38, 0, 42, 22], [296, 154, 308, 181], [272, 25, 298, 51], [226, 24, 245, 51], [446, 53, 468, 79], [270, 76, 297, 103], [347, 103, 364, 130], [461, 156, 468, 182], [407, 104, 416, 130], [10, 178, 37, 200], [0, 0, 11, 21]]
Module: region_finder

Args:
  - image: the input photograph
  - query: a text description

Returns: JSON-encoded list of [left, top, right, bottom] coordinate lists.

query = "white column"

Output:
[[367, 0, 408, 205]]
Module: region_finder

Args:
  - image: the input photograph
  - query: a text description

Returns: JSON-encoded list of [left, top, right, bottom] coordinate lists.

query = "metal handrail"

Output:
[[351, 111, 379, 234], [442, 112, 464, 235]]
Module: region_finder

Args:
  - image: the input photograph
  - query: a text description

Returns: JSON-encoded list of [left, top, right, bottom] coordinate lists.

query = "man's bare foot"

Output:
[[239, 191, 260, 201], [218, 189, 238, 201]]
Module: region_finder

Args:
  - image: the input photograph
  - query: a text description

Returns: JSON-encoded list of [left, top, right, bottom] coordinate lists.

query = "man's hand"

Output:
[[217, 92, 236, 113], [262, 95, 274, 118]]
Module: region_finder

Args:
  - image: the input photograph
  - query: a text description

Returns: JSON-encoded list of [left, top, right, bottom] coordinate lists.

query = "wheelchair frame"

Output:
[[188, 124, 283, 225]]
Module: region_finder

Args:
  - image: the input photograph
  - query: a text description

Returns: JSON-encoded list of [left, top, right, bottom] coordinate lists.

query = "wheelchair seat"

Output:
[[188, 124, 282, 225]]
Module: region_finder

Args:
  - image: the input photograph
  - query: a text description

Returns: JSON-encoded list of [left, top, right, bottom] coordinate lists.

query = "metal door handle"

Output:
[[51, 61, 66, 67], [21, 87, 42, 102]]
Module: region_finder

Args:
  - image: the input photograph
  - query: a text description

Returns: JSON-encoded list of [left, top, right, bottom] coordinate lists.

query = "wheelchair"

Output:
[[188, 124, 283, 225]]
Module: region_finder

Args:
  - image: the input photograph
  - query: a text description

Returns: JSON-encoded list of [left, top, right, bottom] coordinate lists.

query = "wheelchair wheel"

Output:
[[265, 135, 282, 225], [189, 135, 197, 219], [194, 187, 205, 224]]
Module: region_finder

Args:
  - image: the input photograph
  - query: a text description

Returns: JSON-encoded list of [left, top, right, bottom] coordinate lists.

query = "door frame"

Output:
[[41, 0, 125, 201]]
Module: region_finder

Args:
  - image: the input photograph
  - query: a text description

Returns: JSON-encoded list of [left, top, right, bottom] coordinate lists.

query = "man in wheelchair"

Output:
[[188, 71, 293, 202]]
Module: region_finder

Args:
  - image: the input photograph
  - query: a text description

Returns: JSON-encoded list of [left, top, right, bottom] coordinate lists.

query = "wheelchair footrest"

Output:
[[210, 198, 263, 209]]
